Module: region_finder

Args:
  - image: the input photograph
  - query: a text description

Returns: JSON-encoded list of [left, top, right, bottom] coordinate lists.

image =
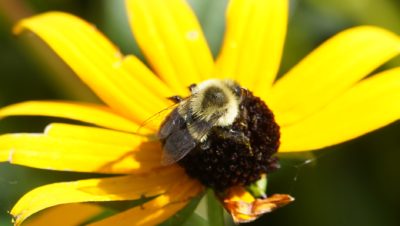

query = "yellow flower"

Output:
[[1, 0, 400, 225]]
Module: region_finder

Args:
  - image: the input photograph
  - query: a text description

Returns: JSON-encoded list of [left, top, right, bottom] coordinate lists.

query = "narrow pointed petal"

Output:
[[119, 56, 177, 129], [121, 55, 175, 99], [126, 0, 214, 94], [0, 133, 162, 174], [216, 0, 288, 91], [0, 101, 152, 133], [14, 12, 169, 125], [89, 199, 186, 226], [11, 167, 185, 226], [269, 26, 400, 126], [89, 179, 203, 226], [44, 123, 148, 146], [280, 68, 400, 152], [25, 203, 103, 226]]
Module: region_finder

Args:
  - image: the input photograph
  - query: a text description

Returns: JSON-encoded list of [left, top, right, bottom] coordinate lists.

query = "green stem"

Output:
[[206, 189, 225, 226]]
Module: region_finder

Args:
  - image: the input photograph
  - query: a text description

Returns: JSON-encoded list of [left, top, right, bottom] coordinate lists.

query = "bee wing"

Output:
[[162, 127, 197, 165], [160, 115, 216, 165], [158, 108, 184, 139], [159, 107, 197, 165], [160, 99, 221, 165]]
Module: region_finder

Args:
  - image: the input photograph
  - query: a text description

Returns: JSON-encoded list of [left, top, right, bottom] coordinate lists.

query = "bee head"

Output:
[[189, 79, 242, 126]]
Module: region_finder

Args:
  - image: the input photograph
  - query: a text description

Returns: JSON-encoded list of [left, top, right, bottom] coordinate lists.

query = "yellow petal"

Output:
[[269, 26, 400, 126], [0, 147, 7, 161], [14, 12, 169, 125], [216, 0, 288, 91], [89, 198, 187, 226], [126, 0, 214, 94], [0, 144, 10, 163], [44, 123, 147, 146], [25, 203, 103, 226], [119, 56, 177, 129], [121, 55, 175, 99], [11, 167, 184, 226], [89, 178, 203, 226], [280, 67, 400, 152], [0, 101, 153, 133], [0, 133, 162, 174]]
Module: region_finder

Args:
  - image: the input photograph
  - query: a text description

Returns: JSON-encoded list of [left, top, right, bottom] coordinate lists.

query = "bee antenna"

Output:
[[136, 102, 179, 133]]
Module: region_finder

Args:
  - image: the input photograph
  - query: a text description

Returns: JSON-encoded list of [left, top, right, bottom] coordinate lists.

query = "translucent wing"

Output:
[[158, 108, 184, 139], [159, 101, 223, 165], [161, 127, 197, 165], [158, 108, 195, 165]]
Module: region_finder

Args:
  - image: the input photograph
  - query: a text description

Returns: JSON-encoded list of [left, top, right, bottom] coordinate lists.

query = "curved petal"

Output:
[[0, 101, 153, 133], [280, 67, 400, 152], [269, 26, 400, 126], [14, 12, 170, 125], [125, 0, 214, 94], [216, 0, 288, 91], [25, 203, 103, 226], [121, 55, 174, 99], [44, 123, 149, 146], [0, 133, 162, 174], [89, 179, 203, 226], [11, 167, 185, 226]]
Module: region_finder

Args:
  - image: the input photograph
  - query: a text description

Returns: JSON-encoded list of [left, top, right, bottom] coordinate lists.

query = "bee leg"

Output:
[[188, 83, 197, 93], [168, 95, 183, 103], [215, 128, 252, 153]]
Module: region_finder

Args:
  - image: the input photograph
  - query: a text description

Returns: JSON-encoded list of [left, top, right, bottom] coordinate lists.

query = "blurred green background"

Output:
[[1, 0, 400, 225]]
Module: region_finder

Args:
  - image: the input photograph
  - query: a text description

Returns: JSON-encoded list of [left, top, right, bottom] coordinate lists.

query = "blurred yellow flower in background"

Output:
[[1, 0, 400, 225]]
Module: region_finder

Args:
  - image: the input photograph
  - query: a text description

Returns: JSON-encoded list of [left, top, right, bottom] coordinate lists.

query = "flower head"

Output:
[[1, 0, 400, 225]]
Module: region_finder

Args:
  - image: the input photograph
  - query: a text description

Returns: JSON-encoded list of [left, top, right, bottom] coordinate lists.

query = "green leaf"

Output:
[[206, 189, 225, 226], [182, 213, 208, 226]]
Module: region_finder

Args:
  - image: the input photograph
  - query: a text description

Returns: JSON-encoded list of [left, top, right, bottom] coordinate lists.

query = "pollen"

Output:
[[179, 89, 280, 191]]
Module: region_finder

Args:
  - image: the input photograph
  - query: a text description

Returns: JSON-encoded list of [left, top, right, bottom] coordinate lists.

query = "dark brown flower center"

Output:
[[177, 89, 280, 191]]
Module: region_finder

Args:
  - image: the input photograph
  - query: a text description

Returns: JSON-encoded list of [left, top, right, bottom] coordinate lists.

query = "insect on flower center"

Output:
[[158, 79, 280, 192]]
